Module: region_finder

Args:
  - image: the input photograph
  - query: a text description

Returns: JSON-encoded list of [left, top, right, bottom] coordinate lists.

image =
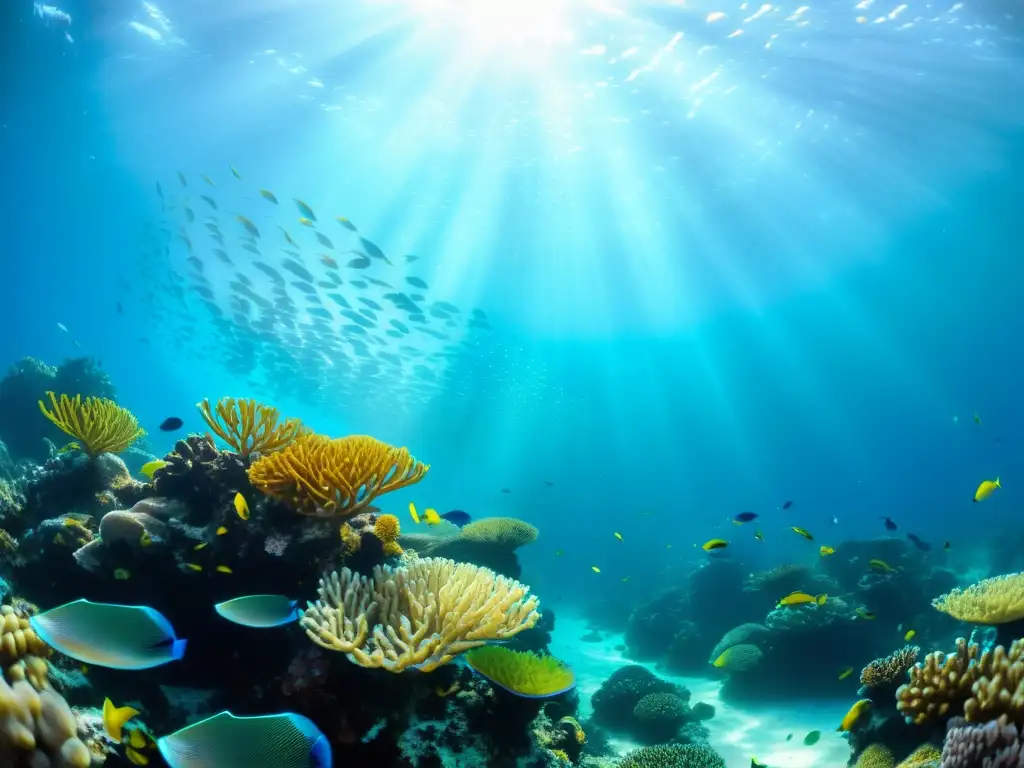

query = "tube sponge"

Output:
[[464, 646, 575, 698], [932, 572, 1024, 625], [300, 557, 540, 672]]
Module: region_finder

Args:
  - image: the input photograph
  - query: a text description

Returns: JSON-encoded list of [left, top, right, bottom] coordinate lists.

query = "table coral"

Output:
[[300, 557, 539, 672], [932, 573, 1024, 625]]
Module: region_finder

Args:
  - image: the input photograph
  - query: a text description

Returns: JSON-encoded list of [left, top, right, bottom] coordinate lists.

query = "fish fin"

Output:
[[171, 638, 188, 660], [995, 476, 1001, 487]]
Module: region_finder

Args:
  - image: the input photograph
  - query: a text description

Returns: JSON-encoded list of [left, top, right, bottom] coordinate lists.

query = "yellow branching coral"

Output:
[[860, 645, 920, 688], [965, 638, 1024, 724], [249, 434, 428, 518], [854, 744, 895, 768], [197, 397, 309, 458], [896, 637, 993, 725], [459, 517, 538, 548], [932, 572, 1024, 624], [300, 557, 540, 673], [894, 744, 941, 767], [38, 392, 144, 457]]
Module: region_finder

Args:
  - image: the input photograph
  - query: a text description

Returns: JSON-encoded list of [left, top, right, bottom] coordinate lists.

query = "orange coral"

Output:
[[197, 397, 309, 458], [248, 434, 428, 518]]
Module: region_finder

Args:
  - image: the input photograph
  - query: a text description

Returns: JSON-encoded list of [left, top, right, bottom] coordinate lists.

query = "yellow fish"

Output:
[[233, 492, 250, 521], [129, 729, 147, 749], [591, 566, 601, 573], [230, 166, 242, 180], [183, 563, 202, 572], [259, 189, 278, 204], [779, 592, 827, 607], [298, 217, 315, 227], [974, 477, 1001, 502], [819, 546, 836, 556], [838, 667, 854, 681], [216, 565, 233, 574], [140, 460, 170, 479], [837, 699, 871, 731], [856, 608, 876, 620], [194, 542, 208, 551], [409, 502, 421, 524], [114, 568, 131, 580], [424, 508, 442, 525], [216, 526, 228, 535], [614, 532, 623, 542], [868, 559, 894, 572], [102, 697, 139, 742], [139, 531, 152, 547], [702, 539, 728, 551], [336, 216, 358, 232], [904, 629, 916, 641], [791, 526, 813, 540], [126, 746, 150, 766]]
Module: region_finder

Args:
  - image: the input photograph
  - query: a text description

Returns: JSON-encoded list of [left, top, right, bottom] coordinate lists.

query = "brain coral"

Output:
[[617, 744, 725, 768], [459, 517, 538, 548], [591, 665, 684, 728], [632, 692, 690, 741]]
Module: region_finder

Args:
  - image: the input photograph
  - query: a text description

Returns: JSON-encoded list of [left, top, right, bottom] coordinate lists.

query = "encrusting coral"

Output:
[[861, 645, 920, 689], [37, 393, 144, 457], [932, 572, 1024, 625], [248, 434, 428, 518], [301, 557, 540, 672], [196, 397, 308, 458]]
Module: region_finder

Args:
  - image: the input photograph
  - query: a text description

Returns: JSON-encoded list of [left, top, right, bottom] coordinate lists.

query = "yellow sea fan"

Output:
[[38, 392, 145, 457], [894, 744, 942, 768], [465, 646, 575, 698], [460, 517, 538, 548], [248, 434, 428, 518], [932, 572, 1024, 624], [854, 744, 895, 768], [197, 397, 309, 458], [373, 514, 401, 544]]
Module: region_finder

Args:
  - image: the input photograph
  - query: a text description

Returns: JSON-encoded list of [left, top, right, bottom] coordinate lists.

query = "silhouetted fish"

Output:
[[160, 417, 184, 432], [440, 510, 471, 526], [906, 533, 932, 551], [881, 516, 898, 531]]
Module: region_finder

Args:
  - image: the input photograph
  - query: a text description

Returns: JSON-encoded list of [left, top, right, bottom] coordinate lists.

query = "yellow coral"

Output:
[[197, 397, 309, 458], [38, 392, 144, 457], [860, 645, 920, 688], [382, 541, 404, 557], [249, 434, 428, 518], [854, 744, 895, 768], [0, 605, 50, 671], [465, 646, 575, 697], [965, 638, 1024, 724], [932, 572, 1024, 624], [339, 523, 362, 556], [374, 514, 401, 543], [550, 749, 570, 763], [894, 744, 942, 767], [896, 638, 981, 725], [460, 517, 538, 548], [300, 557, 540, 673]]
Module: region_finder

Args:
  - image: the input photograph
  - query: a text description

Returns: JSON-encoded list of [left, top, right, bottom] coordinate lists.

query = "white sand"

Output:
[[550, 614, 853, 767]]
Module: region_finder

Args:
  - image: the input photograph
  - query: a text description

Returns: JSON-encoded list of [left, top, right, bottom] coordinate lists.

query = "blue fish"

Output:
[[733, 511, 758, 523], [440, 510, 471, 526], [29, 599, 186, 670], [214, 595, 300, 628], [157, 711, 331, 768], [907, 533, 932, 552]]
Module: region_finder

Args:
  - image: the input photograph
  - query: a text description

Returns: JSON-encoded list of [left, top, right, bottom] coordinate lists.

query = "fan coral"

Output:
[[459, 517, 538, 548], [932, 573, 1024, 625], [248, 434, 428, 518], [854, 744, 895, 768], [942, 715, 1024, 767], [300, 557, 540, 672], [861, 645, 920, 689], [0, 604, 51, 671], [38, 392, 144, 457], [464, 646, 575, 697], [197, 397, 308, 458], [894, 743, 941, 767], [897, 638, 982, 725], [617, 744, 725, 768]]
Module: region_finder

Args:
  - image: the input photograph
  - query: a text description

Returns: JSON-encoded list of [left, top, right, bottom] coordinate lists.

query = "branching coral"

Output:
[[197, 397, 309, 458], [861, 645, 920, 689], [965, 639, 1024, 724], [248, 434, 428, 518], [854, 744, 895, 768], [932, 573, 1024, 625], [38, 392, 144, 457], [459, 518, 538, 548], [896, 638, 982, 725], [617, 744, 725, 768], [300, 557, 540, 672]]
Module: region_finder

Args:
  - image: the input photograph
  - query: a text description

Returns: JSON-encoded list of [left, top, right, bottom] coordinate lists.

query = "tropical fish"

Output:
[[29, 599, 187, 670], [259, 189, 278, 204], [779, 592, 827, 607], [298, 217, 315, 228], [103, 697, 140, 742], [409, 502, 421, 524], [974, 477, 1001, 502], [215, 596, 300, 628], [837, 699, 871, 731], [294, 199, 317, 221], [803, 730, 821, 745], [139, 460, 169, 479], [733, 512, 758, 523], [753, 531, 764, 542], [614, 532, 623, 542], [194, 542, 208, 551], [126, 745, 149, 765], [838, 667, 854, 680], [236, 216, 260, 238], [234, 493, 250, 520], [702, 539, 728, 551], [856, 608, 876, 620], [791, 526, 813, 540], [216, 565, 233, 574], [216, 526, 228, 535], [881, 517, 898, 531], [156, 711, 332, 768], [591, 566, 601, 573], [336, 216, 357, 231], [114, 568, 131, 580], [819, 546, 836, 556], [159, 417, 183, 431], [183, 563, 203, 572], [781, 500, 793, 509], [904, 629, 916, 641], [230, 166, 242, 180], [440, 510, 471, 526], [906, 533, 931, 551], [423, 508, 442, 525], [974, 411, 982, 425], [868, 559, 894, 572], [554, 549, 564, 557]]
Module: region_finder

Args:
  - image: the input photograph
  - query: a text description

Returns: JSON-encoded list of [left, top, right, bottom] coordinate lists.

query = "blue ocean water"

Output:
[[1, 1, 1024, 764]]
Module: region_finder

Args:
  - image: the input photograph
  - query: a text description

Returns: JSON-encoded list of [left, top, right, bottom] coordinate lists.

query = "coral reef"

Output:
[[616, 743, 725, 768], [38, 393, 144, 457], [861, 646, 920, 691], [894, 743, 941, 766], [196, 397, 308, 458], [854, 743, 896, 768], [631, 692, 690, 743], [942, 715, 1023, 767]]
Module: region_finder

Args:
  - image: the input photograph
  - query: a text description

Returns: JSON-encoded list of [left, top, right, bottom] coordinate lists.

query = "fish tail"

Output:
[[995, 476, 1001, 487], [171, 638, 188, 660]]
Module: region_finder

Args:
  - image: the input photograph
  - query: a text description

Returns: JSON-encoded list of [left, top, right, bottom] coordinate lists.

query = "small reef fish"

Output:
[[753, 531, 764, 542], [103, 697, 140, 742], [868, 559, 894, 572], [298, 217, 315, 228], [781, 500, 793, 509], [881, 517, 898, 531], [733, 512, 758, 523], [336, 216, 357, 231], [201, 175, 216, 187], [236, 216, 260, 238], [803, 730, 821, 746], [193, 542, 208, 551], [215, 596, 300, 628], [906, 533, 931, 551], [591, 566, 601, 573], [294, 199, 317, 221], [183, 563, 202, 572], [791, 526, 813, 540], [837, 699, 871, 731], [216, 526, 228, 535], [974, 477, 1001, 502], [819, 546, 836, 556], [856, 608, 876, 620], [904, 629, 916, 641], [230, 166, 242, 180], [554, 549, 564, 557], [259, 189, 279, 204], [974, 411, 982, 425], [838, 667, 854, 680], [216, 565, 233, 574], [156, 711, 332, 768], [140, 460, 170, 479], [440, 510, 471, 526], [409, 502, 421, 524], [423, 508, 442, 525], [702, 539, 728, 552], [29, 599, 187, 670], [159, 417, 183, 431], [614, 532, 623, 542], [778, 592, 827, 607], [233, 493, 250, 520]]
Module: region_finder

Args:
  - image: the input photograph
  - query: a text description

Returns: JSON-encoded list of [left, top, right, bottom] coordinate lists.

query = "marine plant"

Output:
[[459, 517, 539, 548], [860, 645, 920, 689], [248, 433, 428, 518], [300, 557, 539, 672], [197, 397, 309, 458], [37, 392, 145, 457], [464, 646, 575, 697]]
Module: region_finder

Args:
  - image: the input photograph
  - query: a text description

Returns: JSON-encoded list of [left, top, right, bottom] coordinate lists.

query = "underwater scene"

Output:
[[3, 0, 1024, 767]]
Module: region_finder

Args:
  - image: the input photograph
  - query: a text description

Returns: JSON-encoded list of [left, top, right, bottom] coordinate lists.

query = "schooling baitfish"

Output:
[[29, 599, 187, 670]]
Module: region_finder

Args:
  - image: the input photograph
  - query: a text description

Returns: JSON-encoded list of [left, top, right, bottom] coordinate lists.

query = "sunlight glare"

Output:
[[407, 0, 576, 53]]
